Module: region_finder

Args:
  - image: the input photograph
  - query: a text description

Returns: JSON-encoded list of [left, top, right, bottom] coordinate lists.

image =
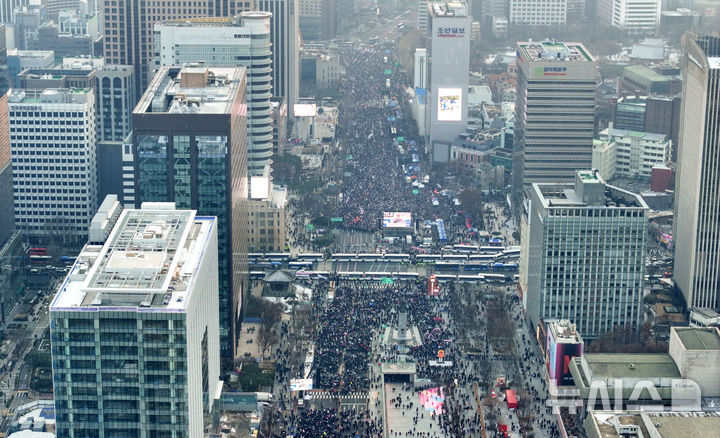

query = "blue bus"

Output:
[[297, 253, 324, 262], [492, 263, 518, 272], [289, 261, 314, 269], [463, 264, 491, 272], [435, 262, 461, 271]]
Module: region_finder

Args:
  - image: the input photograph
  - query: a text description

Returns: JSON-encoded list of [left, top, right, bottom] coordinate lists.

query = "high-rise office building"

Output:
[[673, 34, 720, 311], [8, 88, 97, 242], [512, 41, 597, 196], [259, 0, 300, 108], [0, 25, 9, 96], [96, 64, 135, 142], [521, 170, 648, 338], [0, 92, 13, 244], [50, 205, 220, 437], [132, 66, 249, 358], [509, 0, 567, 25], [154, 13, 273, 178], [426, 1, 471, 163], [596, 0, 661, 34], [298, 0, 336, 40], [102, 0, 255, 100]]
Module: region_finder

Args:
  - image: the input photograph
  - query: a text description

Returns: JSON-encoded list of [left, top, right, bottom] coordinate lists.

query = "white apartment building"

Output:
[[592, 126, 671, 180], [8, 88, 97, 241], [596, 0, 661, 34], [509, 0, 567, 25], [50, 205, 220, 437], [154, 12, 273, 177]]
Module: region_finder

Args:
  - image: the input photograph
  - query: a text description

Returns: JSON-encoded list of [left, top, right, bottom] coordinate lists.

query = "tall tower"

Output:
[[132, 66, 249, 358], [258, 0, 300, 108], [102, 0, 256, 101], [512, 41, 597, 197], [673, 34, 720, 311], [50, 206, 220, 437], [426, 1, 471, 163], [154, 13, 273, 177]]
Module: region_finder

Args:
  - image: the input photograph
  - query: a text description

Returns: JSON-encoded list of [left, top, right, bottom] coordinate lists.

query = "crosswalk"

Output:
[[308, 391, 369, 400]]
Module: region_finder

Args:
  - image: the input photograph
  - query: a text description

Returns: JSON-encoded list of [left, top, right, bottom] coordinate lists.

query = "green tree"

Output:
[[238, 362, 275, 392]]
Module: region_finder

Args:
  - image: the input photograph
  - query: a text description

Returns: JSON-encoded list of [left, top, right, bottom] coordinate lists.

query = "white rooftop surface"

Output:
[[709, 57, 720, 69], [50, 207, 214, 312], [8, 432, 55, 438]]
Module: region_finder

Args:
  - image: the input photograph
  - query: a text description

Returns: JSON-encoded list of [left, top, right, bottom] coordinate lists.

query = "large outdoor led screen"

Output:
[[437, 88, 462, 122], [382, 212, 412, 228]]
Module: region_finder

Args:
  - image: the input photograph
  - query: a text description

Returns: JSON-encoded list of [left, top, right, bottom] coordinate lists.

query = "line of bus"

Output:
[[297, 253, 324, 262]]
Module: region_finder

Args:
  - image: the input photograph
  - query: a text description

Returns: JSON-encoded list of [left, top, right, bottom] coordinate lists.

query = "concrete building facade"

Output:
[[673, 34, 720, 311], [8, 88, 97, 242], [512, 41, 597, 195], [509, 0, 567, 25], [592, 126, 671, 180], [427, 1, 471, 163], [522, 170, 648, 338], [50, 206, 220, 437]]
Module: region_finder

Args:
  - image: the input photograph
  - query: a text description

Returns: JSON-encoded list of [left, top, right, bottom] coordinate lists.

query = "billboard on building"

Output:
[[382, 212, 412, 228], [437, 88, 462, 121], [546, 330, 583, 385]]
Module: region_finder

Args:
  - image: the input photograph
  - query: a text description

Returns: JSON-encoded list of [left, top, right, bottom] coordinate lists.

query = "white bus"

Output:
[[385, 253, 410, 263]]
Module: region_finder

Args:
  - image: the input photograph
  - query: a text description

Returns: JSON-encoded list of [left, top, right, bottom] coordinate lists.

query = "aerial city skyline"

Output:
[[0, 0, 718, 436]]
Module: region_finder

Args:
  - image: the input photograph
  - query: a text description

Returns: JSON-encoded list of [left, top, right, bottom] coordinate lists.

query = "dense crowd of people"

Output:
[[328, 45, 437, 232]]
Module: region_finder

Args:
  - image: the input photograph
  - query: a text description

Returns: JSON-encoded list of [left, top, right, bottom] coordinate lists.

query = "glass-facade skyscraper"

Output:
[[132, 66, 248, 358]]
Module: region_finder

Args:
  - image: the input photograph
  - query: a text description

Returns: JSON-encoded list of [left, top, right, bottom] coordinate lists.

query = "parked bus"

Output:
[[469, 254, 497, 263], [492, 263, 518, 272], [384, 253, 410, 263], [250, 271, 265, 279], [458, 274, 485, 284], [434, 274, 457, 282], [417, 254, 442, 264], [288, 261, 314, 270], [435, 261, 461, 271], [265, 253, 290, 261], [453, 244, 479, 254], [297, 253, 324, 262], [29, 255, 52, 264], [442, 254, 468, 262], [395, 272, 420, 280], [29, 247, 48, 256], [248, 253, 265, 260], [480, 246, 502, 255], [484, 273, 507, 283], [358, 253, 384, 262], [331, 253, 356, 262], [463, 263, 491, 272], [338, 271, 364, 280]]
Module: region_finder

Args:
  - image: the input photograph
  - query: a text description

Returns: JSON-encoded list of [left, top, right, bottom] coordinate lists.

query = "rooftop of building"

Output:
[[18, 67, 96, 79], [695, 34, 720, 70], [428, 1, 468, 17], [690, 307, 720, 319], [673, 327, 720, 350], [599, 127, 669, 143], [534, 170, 648, 209], [548, 320, 583, 344], [50, 204, 215, 313], [135, 66, 245, 115], [587, 411, 720, 438], [517, 40, 594, 62], [622, 65, 680, 85], [581, 353, 681, 379], [7, 88, 91, 104], [157, 11, 271, 28], [6, 49, 54, 58]]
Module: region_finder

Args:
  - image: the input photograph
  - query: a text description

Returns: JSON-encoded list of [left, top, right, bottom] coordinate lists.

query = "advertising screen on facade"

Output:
[[382, 212, 412, 228], [437, 88, 462, 121]]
